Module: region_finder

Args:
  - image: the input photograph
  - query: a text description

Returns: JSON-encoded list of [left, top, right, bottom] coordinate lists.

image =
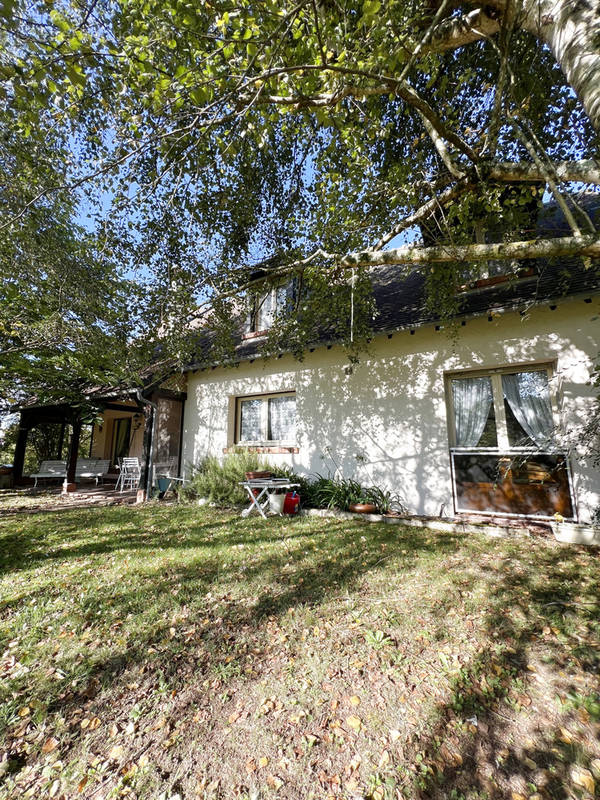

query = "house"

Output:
[[12, 199, 600, 523]]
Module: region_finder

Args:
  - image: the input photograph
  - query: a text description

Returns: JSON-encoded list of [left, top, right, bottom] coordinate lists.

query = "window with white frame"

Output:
[[448, 365, 556, 451], [236, 392, 296, 445], [253, 281, 296, 332], [446, 364, 574, 518]]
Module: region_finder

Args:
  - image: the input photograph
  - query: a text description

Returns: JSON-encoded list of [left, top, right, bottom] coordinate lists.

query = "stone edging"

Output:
[[300, 508, 600, 546]]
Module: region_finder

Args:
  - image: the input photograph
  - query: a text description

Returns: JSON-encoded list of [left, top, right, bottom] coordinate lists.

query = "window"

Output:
[[236, 392, 296, 445], [449, 366, 555, 451], [250, 280, 296, 333], [446, 365, 574, 519]]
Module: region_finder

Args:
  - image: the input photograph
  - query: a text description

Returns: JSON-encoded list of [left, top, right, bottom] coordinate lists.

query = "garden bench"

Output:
[[31, 460, 67, 487], [75, 459, 111, 485]]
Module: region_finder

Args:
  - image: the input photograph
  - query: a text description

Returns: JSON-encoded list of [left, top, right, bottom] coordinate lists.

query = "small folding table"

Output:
[[239, 478, 300, 519]]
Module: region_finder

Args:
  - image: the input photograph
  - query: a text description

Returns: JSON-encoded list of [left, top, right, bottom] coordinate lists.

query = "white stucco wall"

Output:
[[181, 295, 600, 523]]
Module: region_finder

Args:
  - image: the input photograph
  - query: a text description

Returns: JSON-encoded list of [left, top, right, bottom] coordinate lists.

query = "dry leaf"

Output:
[[125, 721, 136, 735], [18, 706, 31, 717], [559, 727, 573, 744], [88, 716, 101, 730], [42, 737, 59, 754], [266, 774, 284, 790], [109, 745, 124, 761], [372, 786, 384, 800], [389, 728, 401, 742], [349, 695, 361, 706], [571, 766, 595, 793], [346, 715, 361, 731], [378, 750, 390, 768], [49, 779, 61, 798], [259, 756, 269, 768], [77, 777, 88, 793], [246, 758, 257, 774]]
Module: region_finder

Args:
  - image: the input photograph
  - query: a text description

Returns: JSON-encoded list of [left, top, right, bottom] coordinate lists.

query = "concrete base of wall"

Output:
[[553, 523, 600, 546], [301, 508, 599, 546]]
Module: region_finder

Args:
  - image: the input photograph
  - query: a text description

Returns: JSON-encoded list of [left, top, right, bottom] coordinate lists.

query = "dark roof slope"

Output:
[[188, 196, 600, 367]]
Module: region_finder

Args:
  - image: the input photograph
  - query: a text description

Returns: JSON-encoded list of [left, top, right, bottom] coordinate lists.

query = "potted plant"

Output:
[[348, 492, 377, 514]]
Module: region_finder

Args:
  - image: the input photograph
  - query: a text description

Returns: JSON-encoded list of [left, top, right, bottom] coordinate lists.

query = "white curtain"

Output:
[[268, 396, 296, 441], [240, 398, 262, 441], [257, 292, 275, 331], [502, 371, 554, 448], [452, 377, 494, 447]]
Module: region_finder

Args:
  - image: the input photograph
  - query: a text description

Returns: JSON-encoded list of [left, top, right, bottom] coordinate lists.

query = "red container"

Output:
[[283, 491, 300, 515]]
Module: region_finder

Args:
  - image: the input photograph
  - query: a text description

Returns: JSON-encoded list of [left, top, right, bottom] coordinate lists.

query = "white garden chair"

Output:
[[115, 457, 141, 492]]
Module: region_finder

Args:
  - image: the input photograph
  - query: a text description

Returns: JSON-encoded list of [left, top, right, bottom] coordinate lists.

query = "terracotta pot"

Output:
[[245, 470, 272, 480], [349, 503, 377, 514]]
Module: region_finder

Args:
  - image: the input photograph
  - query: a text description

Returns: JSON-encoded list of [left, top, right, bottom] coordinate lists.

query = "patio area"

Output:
[[0, 485, 141, 515]]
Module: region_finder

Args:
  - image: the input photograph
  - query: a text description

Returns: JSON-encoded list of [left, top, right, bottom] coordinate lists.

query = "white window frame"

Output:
[[445, 361, 559, 452], [253, 280, 296, 332], [235, 391, 296, 446], [444, 361, 576, 520]]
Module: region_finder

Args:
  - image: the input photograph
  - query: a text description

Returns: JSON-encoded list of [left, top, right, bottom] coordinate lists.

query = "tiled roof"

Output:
[[188, 196, 600, 367]]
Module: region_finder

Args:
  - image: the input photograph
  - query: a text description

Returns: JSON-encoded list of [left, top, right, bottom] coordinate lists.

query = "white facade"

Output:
[[181, 295, 600, 523]]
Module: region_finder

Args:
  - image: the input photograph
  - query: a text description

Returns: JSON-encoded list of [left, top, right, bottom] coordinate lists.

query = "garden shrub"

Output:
[[183, 451, 272, 507]]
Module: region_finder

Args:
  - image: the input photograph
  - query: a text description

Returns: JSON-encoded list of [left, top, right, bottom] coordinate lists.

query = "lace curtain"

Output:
[[268, 396, 296, 441], [452, 377, 493, 447], [240, 399, 262, 441], [502, 371, 554, 448]]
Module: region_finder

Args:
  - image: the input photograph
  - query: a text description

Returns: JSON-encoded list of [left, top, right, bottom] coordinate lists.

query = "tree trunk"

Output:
[[64, 417, 82, 492], [13, 417, 30, 485], [522, 0, 600, 132]]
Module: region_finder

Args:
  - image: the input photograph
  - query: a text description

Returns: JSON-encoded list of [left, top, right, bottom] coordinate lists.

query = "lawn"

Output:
[[0, 500, 598, 800]]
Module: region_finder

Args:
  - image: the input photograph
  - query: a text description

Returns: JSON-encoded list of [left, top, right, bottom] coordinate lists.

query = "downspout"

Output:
[[135, 388, 159, 500]]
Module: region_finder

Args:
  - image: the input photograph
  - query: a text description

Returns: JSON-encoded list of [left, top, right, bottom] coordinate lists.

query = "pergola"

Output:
[[13, 384, 186, 497]]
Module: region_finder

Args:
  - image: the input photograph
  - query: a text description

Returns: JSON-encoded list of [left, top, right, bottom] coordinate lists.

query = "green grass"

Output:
[[0, 497, 599, 799]]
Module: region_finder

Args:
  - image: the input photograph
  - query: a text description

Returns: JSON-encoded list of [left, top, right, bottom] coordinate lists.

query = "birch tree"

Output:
[[0, 0, 599, 355]]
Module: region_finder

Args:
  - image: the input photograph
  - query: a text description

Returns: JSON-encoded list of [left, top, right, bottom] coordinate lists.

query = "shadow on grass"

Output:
[[414, 543, 600, 799], [1, 506, 598, 799]]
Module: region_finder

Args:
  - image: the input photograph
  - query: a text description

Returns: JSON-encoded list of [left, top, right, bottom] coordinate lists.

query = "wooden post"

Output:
[[63, 416, 82, 493], [56, 421, 66, 460], [137, 402, 154, 503], [12, 415, 30, 484]]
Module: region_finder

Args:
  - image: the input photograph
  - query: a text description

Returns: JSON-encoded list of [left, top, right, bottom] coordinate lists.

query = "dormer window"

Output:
[[246, 280, 297, 336]]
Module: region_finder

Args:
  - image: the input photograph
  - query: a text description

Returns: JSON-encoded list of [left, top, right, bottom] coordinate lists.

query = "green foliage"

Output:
[[1, 0, 595, 366], [182, 451, 273, 507], [302, 475, 406, 514]]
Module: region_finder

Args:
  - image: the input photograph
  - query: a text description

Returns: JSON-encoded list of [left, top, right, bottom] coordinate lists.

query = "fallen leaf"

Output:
[[49, 779, 61, 798], [389, 729, 401, 742], [378, 750, 390, 768], [42, 737, 59, 754], [258, 756, 269, 768], [349, 695, 361, 706], [246, 758, 257, 774], [346, 715, 361, 731], [559, 727, 573, 744], [18, 706, 31, 717], [109, 745, 124, 761], [571, 766, 595, 793], [266, 774, 284, 790]]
